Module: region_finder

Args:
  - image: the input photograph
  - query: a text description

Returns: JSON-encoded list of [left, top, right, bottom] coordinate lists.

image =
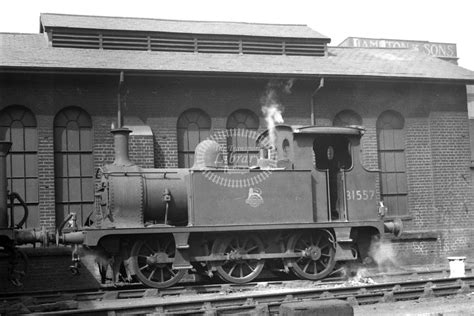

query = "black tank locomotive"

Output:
[[57, 124, 402, 288]]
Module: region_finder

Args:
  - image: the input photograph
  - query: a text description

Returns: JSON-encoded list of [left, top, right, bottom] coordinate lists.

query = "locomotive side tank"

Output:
[[59, 125, 402, 288]]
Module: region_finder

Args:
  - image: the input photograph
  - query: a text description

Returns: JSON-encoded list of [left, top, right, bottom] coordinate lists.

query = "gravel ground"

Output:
[[354, 293, 474, 315]]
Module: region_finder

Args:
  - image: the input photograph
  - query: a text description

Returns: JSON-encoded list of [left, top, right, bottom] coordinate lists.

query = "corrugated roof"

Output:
[[40, 13, 329, 40], [2, 33, 474, 83]]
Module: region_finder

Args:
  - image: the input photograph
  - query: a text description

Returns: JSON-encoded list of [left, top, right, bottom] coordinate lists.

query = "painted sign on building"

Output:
[[339, 37, 457, 63]]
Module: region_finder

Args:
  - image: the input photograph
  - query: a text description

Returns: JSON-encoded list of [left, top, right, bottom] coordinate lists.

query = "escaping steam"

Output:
[[344, 236, 400, 285], [261, 79, 294, 148], [368, 235, 399, 273]]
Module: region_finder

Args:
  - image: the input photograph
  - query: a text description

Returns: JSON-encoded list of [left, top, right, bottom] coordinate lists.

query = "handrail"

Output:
[[8, 192, 29, 229]]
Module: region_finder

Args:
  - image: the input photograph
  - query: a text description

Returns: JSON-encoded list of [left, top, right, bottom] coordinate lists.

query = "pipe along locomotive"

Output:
[[0, 124, 402, 288]]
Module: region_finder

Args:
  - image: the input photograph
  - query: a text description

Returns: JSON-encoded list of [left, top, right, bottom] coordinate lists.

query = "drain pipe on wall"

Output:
[[311, 77, 325, 125]]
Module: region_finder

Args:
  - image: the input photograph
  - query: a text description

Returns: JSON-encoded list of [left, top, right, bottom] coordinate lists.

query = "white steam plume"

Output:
[[368, 236, 399, 273], [261, 79, 294, 149]]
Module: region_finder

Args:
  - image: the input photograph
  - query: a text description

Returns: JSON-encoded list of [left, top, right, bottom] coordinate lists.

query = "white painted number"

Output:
[[346, 190, 375, 201]]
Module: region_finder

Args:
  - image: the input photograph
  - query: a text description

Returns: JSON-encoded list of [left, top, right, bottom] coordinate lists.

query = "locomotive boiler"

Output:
[[59, 124, 402, 288]]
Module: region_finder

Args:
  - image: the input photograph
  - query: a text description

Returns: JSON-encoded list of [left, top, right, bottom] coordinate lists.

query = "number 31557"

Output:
[[346, 190, 375, 201]]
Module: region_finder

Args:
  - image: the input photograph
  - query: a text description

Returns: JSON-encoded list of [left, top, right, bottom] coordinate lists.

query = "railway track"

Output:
[[1, 268, 472, 315]]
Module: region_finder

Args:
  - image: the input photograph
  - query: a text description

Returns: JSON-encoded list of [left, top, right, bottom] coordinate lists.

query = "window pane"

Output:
[[381, 130, 395, 150], [397, 173, 408, 194], [55, 178, 69, 203], [80, 129, 93, 151], [81, 178, 94, 201], [66, 125, 80, 151], [54, 127, 67, 152], [12, 178, 25, 198], [11, 126, 25, 152], [393, 130, 405, 149], [394, 152, 406, 172], [68, 178, 82, 202], [25, 154, 38, 177], [381, 152, 396, 172], [188, 130, 200, 151], [54, 107, 93, 228], [11, 154, 25, 178], [177, 109, 211, 168], [68, 154, 81, 177], [24, 127, 37, 151], [81, 155, 94, 177], [25, 178, 39, 203]]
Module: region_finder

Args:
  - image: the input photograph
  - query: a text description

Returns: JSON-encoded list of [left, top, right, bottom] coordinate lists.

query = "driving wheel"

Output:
[[212, 234, 265, 284], [286, 230, 336, 280], [130, 236, 186, 288]]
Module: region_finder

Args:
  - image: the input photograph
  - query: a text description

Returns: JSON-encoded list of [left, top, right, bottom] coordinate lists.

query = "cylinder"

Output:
[[111, 128, 132, 166], [0, 141, 12, 228]]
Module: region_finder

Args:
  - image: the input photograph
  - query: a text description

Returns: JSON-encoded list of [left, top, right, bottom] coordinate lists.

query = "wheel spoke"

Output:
[[301, 239, 310, 248], [227, 263, 237, 276], [156, 239, 161, 252], [246, 245, 259, 253], [148, 267, 157, 280], [244, 261, 255, 272], [167, 266, 176, 277], [163, 239, 172, 252], [320, 245, 330, 251], [314, 235, 321, 247], [303, 259, 311, 272], [145, 243, 156, 254]]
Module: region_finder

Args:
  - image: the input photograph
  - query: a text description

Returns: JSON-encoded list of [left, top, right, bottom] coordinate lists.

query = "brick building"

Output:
[[1, 13, 474, 265]]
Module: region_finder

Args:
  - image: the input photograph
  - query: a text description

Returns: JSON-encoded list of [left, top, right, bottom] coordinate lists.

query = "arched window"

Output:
[[377, 110, 407, 217], [226, 109, 259, 167], [333, 110, 362, 127], [177, 109, 211, 168], [0, 105, 38, 228], [54, 107, 93, 227]]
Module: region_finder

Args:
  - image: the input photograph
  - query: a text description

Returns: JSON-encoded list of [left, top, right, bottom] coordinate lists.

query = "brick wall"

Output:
[[430, 111, 474, 258], [314, 80, 473, 263], [37, 115, 56, 229], [0, 74, 473, 266]]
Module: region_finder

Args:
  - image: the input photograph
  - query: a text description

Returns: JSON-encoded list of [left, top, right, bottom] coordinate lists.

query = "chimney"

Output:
[[0, 141, 12, 228], [111, 128, 133, 166]]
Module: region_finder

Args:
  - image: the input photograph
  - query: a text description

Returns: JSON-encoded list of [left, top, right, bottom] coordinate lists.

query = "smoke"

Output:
[[261, 79, 294, 148]]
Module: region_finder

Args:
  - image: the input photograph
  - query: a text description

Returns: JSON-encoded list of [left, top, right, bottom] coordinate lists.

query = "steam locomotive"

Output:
[[0, 124, 402, 288]]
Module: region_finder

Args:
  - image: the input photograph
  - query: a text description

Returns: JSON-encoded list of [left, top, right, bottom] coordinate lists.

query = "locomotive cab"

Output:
[[265, 125, 381, 223], [312, 133, 352, 221]]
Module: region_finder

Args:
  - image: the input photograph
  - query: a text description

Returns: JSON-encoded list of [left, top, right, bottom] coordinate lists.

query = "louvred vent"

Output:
[[51, 29, 327, 56]]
